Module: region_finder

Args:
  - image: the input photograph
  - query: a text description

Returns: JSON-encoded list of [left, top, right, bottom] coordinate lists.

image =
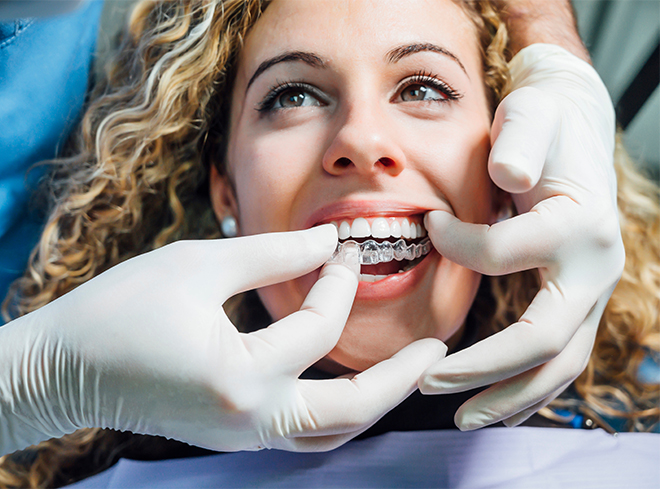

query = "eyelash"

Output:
[[397, 70, 462, 102], [256, 71, 462, 113], [256, 81, 326, 113]]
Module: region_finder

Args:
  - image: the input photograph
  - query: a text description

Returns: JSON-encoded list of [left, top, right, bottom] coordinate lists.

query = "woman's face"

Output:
[[215, 0, 495, 371]]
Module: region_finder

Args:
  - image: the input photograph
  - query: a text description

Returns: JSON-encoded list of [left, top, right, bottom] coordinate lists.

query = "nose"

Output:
[[322, 102, 406, 177]]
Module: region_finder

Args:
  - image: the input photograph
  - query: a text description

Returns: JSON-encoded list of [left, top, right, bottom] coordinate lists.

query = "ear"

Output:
[[209, 164, 239, 223]]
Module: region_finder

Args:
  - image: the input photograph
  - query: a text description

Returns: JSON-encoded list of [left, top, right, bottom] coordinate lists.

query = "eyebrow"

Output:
[[246, 51, 325, 90], [386, 43, 468, 78]]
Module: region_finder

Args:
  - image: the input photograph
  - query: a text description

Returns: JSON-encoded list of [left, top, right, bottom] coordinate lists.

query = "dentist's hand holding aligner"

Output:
[[0, 225, 446, 456], [419, 44, 624, 429]]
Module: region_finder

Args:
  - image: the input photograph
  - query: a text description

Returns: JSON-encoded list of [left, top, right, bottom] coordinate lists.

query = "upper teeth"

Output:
[[331, 217, 425, 240]]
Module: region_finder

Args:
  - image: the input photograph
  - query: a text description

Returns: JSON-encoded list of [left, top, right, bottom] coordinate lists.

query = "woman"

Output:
[[1, 0, 658, 486]]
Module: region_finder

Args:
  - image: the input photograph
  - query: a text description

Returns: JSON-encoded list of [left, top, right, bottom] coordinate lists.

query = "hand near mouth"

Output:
[[0, 225, 447, 456], [418, 45, 624, 431]]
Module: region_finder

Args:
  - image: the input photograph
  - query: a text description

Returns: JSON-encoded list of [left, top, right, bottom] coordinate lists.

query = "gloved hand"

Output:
[[0, 225, 446, 456], [419, 44, 624, 429]]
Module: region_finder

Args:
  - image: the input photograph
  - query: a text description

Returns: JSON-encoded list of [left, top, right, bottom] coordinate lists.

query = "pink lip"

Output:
[[356, 249, 438, 301], [300, 200, 442, 302], [304, 200, 430, 228]]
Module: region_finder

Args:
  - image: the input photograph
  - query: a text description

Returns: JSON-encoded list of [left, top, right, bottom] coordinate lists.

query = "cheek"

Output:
[[229, 127, 326, 235], [430, 263, 482, 340], [227, 123, 328, 323], [449, 133, 493, 223], [401, 115, 493, 223]]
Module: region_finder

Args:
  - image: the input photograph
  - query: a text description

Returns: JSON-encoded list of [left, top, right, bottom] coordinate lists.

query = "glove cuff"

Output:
[[0, 313, 79, 455]]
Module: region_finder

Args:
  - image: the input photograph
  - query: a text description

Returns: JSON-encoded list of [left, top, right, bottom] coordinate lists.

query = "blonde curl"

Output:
[[1, 0, 658, 487]]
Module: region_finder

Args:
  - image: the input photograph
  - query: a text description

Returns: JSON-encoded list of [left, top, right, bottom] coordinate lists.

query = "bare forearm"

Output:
[[500, 0, 591, 62]]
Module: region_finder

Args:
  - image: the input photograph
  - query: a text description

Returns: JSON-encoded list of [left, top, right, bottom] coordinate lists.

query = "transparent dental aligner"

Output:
[[328, 237, 432, 265]]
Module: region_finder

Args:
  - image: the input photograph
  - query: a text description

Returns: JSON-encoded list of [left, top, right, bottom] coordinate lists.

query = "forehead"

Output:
[[237, 0, 481, 85]]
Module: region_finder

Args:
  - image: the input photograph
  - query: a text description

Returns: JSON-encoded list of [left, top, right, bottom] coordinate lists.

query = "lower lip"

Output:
[[356, 250, 438, 301]]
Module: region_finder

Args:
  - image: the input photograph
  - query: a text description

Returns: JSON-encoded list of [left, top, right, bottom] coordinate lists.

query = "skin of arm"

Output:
[[499, 0, 591, 62]]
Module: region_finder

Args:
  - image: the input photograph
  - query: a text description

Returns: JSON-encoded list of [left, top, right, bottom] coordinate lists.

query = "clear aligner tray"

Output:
[[328, 237, 432, 265]]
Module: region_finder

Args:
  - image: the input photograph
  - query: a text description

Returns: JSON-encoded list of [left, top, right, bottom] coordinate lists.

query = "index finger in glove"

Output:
[[286, 338, 447, 448], [488, 87, 560, 194], [452, 290, 610, 430], [247, 257, 359, 375], [419, 282, 597, 394], [424, 195, 575, 276], [453, 315, 600, 430]]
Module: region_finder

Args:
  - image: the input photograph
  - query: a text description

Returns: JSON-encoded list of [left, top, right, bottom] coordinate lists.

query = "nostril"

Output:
[[336, 157, 352, 168], [378, 157, 395, 167]]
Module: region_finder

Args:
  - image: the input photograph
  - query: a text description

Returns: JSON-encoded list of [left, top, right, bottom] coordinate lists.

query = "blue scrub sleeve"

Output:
[[0, 0, 104, 317]]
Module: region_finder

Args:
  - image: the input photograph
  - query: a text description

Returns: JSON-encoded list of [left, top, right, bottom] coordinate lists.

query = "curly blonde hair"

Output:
[[1, 0, 658, 486]]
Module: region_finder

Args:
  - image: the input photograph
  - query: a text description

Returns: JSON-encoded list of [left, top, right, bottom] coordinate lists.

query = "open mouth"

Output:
[[327, 216, 432, 282]]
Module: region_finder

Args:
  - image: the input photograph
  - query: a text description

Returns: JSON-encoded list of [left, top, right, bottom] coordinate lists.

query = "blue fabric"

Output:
[[0, 0, 104, 317], [639, 354, 660, 384]]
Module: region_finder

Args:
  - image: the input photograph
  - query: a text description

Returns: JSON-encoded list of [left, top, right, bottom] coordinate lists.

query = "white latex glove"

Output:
[[0, 225, 446, 456], [419, 44, 624, 429]]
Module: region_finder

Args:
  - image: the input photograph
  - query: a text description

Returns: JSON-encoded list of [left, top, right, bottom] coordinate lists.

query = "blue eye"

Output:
[[258, 82, 326, 112]]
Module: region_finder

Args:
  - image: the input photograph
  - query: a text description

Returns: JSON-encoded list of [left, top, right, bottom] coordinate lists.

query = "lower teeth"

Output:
[[359, 260, 419, 282], [359, 274, 389, 282], [328, 237, 431, 266]]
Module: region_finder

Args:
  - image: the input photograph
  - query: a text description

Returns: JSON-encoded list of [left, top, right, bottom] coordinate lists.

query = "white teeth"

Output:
[[338, 221, 351, 240], [371, 217, 390, 238], [332, 217, 425, 240], [391, 220, 402, 238], [401, 218, 411, 239], [359, 274, 389, 282], [351, 217, 371, 238]]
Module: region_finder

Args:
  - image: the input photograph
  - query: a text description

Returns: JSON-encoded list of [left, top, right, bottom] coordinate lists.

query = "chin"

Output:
[[327, 325, 420, 372], [257, 232, 482, 374], [324, 280, 476, 372]]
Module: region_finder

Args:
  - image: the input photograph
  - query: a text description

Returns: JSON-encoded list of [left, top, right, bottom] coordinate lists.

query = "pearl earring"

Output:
[[221, 215, 238, 238]]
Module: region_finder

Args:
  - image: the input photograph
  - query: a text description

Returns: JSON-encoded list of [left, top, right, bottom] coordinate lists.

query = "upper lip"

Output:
[[304, 200, 431, 229]]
